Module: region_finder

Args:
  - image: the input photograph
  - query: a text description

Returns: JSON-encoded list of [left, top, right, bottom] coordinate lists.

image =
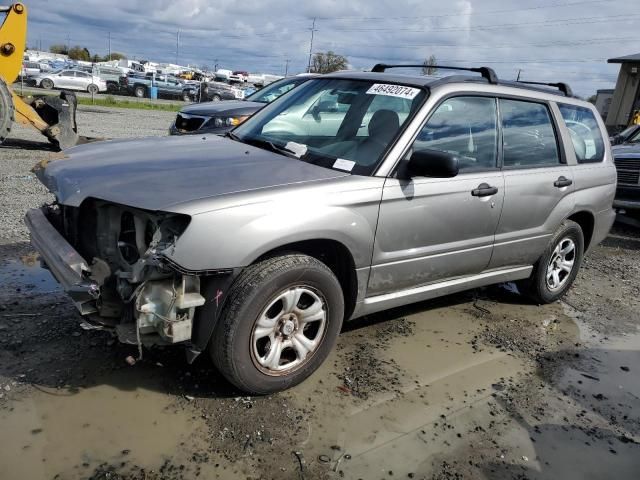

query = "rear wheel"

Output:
[[0, 78, 14, 145], [211, 94, 221, 102], [134, 85, 146, 98], [182, 91, 192, 102], [87, 84, 99, 94], [208, 254, 344, 394], [518, 220, 584, 304], [40, 78, 54, 90]]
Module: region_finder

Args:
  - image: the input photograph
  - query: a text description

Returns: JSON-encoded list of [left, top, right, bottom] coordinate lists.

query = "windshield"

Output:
[[233, 78, 427, 175], [246, 77, 308, 104], [626, 128, 640, 144], [618, 125, 638, 140]]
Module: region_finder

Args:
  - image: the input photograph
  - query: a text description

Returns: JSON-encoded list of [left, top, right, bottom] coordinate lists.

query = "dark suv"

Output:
[[612, 128, 640, 209]]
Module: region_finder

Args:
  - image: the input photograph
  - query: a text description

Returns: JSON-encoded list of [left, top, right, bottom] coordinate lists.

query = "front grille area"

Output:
[[174, 113, 206, 132], [614, 157, 640, 186]]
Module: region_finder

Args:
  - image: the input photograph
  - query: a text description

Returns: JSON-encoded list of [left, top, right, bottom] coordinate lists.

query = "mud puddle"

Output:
[[0, 254, 60, 294]]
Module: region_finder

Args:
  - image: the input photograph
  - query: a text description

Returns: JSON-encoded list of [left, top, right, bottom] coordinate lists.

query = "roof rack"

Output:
[[371, 63, 499, 84], [515, 80, 573, 97]]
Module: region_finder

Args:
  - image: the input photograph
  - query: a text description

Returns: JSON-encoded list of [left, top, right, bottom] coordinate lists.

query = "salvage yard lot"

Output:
[[1, 106, 639, 479]]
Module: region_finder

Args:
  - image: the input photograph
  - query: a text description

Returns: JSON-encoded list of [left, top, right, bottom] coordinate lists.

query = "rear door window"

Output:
[[500, 99, 560, 168], [557, 104, 605, 163]]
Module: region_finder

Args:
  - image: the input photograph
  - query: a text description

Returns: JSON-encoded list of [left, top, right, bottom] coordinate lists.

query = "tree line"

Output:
[[47, 44, 126, 63]]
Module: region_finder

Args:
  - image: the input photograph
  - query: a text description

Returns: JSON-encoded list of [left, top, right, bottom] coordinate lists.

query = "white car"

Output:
[[34, 69, 108, 94]]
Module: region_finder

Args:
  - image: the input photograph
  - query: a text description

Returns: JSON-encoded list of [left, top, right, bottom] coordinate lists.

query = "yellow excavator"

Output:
[[1, 3, 79, 149]]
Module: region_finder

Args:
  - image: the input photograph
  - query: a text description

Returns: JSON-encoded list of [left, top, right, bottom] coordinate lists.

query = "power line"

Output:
[[321, 0, 617, 21], [326, 13, 640, 33]]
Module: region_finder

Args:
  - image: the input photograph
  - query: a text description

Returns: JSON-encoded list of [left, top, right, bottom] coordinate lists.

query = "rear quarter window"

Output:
[[558, 104, 605, 163]]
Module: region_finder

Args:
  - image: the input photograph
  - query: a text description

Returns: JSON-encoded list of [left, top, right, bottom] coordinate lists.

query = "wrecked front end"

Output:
[[25, 199, 208, 349]]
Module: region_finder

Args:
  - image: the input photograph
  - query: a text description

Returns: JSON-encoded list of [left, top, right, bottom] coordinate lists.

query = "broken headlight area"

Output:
[[44, 199, 204, 345]]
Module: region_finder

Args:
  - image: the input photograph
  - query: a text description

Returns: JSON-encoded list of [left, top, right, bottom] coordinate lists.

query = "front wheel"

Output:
[[208, 254, 344, 394], [134, 86, 146, 98], [182, 91, 192, 102], [40, 78, 54, 90], [210, 94, 221, 102], [518, 220, 584, 304]]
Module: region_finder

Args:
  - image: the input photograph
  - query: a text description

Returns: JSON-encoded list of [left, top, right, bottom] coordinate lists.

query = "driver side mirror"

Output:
[[406, 149, 459, 178]]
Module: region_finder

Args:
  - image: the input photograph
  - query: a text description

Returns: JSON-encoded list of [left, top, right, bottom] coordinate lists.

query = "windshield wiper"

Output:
[[225, 131, 241, 141], [244, 138, 301, 159]]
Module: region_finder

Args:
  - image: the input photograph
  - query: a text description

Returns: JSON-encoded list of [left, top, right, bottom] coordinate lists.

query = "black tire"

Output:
[[211, 94, 221, 102], [41, 78, 54, 90], [134, 85, 146, 98], [182, 91, 192, 102], [208, 254, 344, 394], [87, 84, 99, 95], [0, 77, 14, 145], [106, 82, 118, 93], [518, 220, 584, 304]]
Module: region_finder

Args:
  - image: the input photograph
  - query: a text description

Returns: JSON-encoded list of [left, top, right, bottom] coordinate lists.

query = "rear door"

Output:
[[489, 98, 574, 269], [370, 96, 504, 295], [56, 70, 76, 88]]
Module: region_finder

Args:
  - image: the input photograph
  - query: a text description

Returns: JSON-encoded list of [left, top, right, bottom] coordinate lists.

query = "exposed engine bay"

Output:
[[44, 199, 204, 345]]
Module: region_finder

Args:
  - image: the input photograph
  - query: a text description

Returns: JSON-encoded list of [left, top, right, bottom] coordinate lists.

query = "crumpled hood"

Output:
[[35, 135, 347, 212], [181, 100, 263, 117]]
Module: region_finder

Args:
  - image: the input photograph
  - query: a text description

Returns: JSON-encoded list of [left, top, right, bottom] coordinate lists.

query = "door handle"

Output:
[[471, 183, 498, 197], [554, 176, 573, 188]]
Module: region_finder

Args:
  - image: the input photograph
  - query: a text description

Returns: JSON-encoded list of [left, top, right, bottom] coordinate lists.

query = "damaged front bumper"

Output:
[[24, 207, 99, 314]]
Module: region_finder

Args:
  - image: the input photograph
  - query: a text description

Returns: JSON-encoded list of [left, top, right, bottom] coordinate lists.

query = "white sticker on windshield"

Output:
[[366, 84, 420, 99], [333, 158, 355, 172]]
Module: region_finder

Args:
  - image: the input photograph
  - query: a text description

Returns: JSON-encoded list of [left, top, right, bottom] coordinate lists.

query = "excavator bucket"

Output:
[[0, 3, 81, 150]]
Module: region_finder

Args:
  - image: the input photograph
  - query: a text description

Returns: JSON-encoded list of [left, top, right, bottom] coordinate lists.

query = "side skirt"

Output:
[[353, 265, 533, 319]]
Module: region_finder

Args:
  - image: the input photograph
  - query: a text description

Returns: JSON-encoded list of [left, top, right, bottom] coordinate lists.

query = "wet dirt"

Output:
[[1, 222, 639, 479]]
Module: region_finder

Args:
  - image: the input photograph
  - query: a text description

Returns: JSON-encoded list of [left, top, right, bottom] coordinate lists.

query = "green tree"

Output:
[[311, 51, 348, 74], [422, 55, 438, 75], [107, 52, 126, 61], [49, 44, 68, 55], [67, 46, 91, 61]]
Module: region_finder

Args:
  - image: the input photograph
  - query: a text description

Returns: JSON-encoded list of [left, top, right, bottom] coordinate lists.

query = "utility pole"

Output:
[[214, 58, 219, 72], [66, 33, 71, 50], [284, 58, 290, 77], [176, 29, 180, 65], [307, 18, 317, 73], [108, 32, 111, 61], [516, 69, 522, 81]]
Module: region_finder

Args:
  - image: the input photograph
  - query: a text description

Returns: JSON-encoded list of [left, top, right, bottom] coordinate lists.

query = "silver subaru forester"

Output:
[[27, 65, 616, 394]]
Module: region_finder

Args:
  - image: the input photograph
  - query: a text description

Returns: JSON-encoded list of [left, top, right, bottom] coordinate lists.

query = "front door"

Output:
[[369, 96, 504, 295]]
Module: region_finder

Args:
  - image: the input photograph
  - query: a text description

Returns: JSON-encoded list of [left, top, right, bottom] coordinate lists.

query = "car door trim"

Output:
[[360, 265, 533, 315]]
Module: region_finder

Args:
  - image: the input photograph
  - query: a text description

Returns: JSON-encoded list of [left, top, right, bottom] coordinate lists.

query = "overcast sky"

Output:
[[23, 0, 640, 97]]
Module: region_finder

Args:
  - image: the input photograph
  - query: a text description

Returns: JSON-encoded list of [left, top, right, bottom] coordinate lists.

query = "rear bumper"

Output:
[[24, 208, 99, 314]]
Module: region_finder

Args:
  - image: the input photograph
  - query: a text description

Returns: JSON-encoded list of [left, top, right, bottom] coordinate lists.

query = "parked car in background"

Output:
[[612, 131, 640, 209], [200, 81, 244, 102], [610, 124, 640, 145], [32, 69, 107, 93], [28, 67, 615, 394], [170, 75, 315, 135], [21, 61, 41, 78], [124, 72, 197, 101]]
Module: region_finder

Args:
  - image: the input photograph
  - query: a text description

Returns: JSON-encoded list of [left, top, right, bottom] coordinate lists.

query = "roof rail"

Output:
[[516, 80, 573, 97], [371, 63, 499, 84]]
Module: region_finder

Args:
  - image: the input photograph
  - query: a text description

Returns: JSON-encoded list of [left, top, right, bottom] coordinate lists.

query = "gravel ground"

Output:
[[0, 105, 175, 240], [0, 107, 639, 480]]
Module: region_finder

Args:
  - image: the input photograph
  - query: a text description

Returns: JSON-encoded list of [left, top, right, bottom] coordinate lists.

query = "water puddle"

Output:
[[0, 254, 60, 294], [0, 370, 199, 480]]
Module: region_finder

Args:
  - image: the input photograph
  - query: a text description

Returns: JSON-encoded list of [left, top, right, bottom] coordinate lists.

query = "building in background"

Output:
[[606, 53, 640, 131], [594, 88, 614, 119]]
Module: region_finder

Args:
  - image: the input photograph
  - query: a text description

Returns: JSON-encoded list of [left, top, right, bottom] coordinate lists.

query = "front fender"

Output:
[[163, 185, 383, 271]]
